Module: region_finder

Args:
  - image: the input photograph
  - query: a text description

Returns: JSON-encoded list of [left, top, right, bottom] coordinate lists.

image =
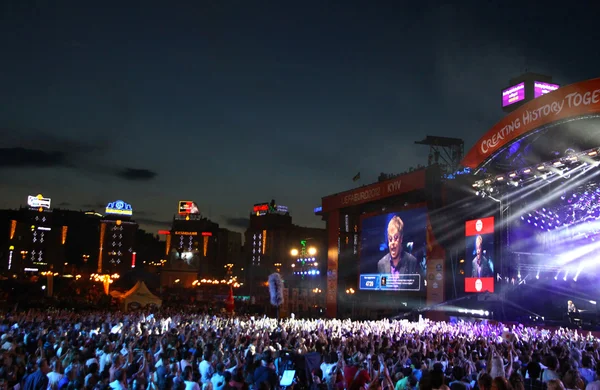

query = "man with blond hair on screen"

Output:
[[471, 235, 493, 278], [377, 215, 418, 275]]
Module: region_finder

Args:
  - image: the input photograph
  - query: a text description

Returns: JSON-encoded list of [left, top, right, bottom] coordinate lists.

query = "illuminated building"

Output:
[[98, 200, 138, 274], [1, 195, 65, 273], [52, 210, 102, 272], [159, 201, 240, 287], [217, 228, 242, 275]]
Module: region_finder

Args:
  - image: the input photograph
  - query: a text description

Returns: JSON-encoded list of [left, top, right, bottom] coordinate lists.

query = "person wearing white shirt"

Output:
[[46, 361, 63, 389], [211, 363, 227, 390], [199, 351, 215, 383], [181, 352, 193, 374], [183, 366, 201, 390], [99, 346, 113, 373]]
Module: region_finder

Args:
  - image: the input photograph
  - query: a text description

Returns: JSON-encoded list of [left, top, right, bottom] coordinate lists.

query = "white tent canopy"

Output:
[[110, 281, 162, 311]]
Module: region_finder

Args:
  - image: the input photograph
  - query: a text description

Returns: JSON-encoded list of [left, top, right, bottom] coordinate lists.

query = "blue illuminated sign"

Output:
[[359, 274, 421, 291], [314, 206, 322, 213], [105, 200, 133, 216], [443, 167, 472, 180]]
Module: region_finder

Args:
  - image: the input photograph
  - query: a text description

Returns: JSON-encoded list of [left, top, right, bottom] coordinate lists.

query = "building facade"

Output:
[[3, 195, 66, 274], [160, 202, 242, 287], [243, 200, 327, 313]]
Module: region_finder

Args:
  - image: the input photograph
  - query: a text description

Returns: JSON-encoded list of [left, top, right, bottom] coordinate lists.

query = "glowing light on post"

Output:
[[10, 220, 16, 239], [61, 226, 68, 244], [98, 223, 106, 273], [262, 230, 267, 254], [203, 235, 208, 256], [308, 247, 317, 256], [91, 273, 120, 295], [290, 249, 299, 256], [165, 234, 171, 255]]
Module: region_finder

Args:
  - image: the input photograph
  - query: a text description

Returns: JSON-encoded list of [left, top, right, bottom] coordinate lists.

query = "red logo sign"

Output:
[[465, 216, 494, 237], [179, 201, 199, 215], [253, 204, 269, 212], [465, 277, 494, 293], [322, 169, 426, 212]]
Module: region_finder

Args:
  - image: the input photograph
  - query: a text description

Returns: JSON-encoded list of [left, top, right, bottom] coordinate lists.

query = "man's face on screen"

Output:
[[476, 244, 482, 260], [387, 224, 402, 261]]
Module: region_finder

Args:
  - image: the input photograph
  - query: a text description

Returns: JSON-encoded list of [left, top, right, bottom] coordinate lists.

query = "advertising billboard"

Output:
[[253, 202, 288, 216], [359, 208, 427, 292], [502, 82, 526, 107], [178, 201, 200, 215], [105, 200, 133, 216], [464, 216, 495, 293], [534, 81, 560, 98], [27, 194, 51, 209]]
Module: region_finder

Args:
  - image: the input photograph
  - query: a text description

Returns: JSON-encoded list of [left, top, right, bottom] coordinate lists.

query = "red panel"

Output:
[[322, 169, 426, 212], [462, 78, 600, 168], [157, 230, 170, 235], [326, 210, 339, 318], [201, 232, 212, 236], [465, 277, 495, 293], [465, 216, 495, 237], [253, 204, 269, 212]]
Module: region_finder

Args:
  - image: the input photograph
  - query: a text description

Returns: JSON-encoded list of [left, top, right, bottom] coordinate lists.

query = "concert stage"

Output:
[[455, 77, 600, 328]]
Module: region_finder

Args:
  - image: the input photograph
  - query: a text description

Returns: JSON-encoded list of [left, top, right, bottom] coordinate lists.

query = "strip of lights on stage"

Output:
[[472, 146, 600, 197]]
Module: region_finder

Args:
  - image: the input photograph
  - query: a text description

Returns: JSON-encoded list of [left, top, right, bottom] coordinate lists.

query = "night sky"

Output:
[[2, 1, 600, 235]]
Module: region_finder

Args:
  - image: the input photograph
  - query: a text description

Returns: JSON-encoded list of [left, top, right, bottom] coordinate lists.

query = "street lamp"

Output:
[[346, 288, 356, 316], [90, 273, 120, 295]]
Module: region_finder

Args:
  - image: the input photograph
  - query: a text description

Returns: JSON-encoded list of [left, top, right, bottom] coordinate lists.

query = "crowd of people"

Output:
[[1, 308, 599, 390]]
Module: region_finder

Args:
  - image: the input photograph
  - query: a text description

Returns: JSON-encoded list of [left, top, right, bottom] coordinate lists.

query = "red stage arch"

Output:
[[462, 78, 600, 169]]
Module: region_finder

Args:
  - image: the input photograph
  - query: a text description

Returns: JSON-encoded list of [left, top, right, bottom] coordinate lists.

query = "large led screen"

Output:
[[534, 81, 559, 98], [502, 82, 525, 107], [464, 216, 495, 293], [359, 208, 427, 292]]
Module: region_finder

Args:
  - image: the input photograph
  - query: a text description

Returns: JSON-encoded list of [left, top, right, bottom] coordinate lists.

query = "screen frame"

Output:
[[358, 202, 428, 294], [464, 216, 497, 294], [501, 82, 526, 108]]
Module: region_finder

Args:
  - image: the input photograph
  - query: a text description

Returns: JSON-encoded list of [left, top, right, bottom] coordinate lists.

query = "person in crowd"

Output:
[[0, 308, 598, 390], [253, 351, 279, 390], [524, 362, 546, 390], [22, 358, 50, 390], [547, 379, 566, 390]]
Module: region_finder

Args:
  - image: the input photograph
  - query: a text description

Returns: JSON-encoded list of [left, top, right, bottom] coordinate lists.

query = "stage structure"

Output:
[[462, 77, 600, 326], [415, 136, 464, 175], [316, 166, 450, 319]]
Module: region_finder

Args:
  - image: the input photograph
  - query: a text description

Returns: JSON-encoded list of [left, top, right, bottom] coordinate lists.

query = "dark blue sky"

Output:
[[1, 1, 599, 234]]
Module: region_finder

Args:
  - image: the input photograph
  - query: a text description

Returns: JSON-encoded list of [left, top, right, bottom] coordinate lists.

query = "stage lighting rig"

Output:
[[470, 146, 600, 193]]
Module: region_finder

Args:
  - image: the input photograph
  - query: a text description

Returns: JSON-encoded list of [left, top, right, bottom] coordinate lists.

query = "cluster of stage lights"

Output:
[[292, 256, 320, 276], [293, 270, 321, 276], [456, 308, 490, 317], [521, 184, 600, 236], [296, 257, 316, 263], [472, 147, 600, 196]]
